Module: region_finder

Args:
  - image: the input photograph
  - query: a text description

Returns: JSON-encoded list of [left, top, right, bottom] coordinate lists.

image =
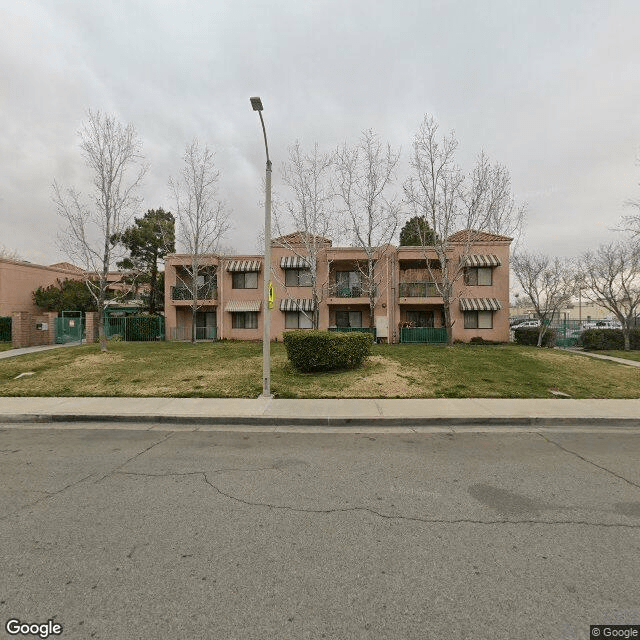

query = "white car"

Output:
[[581, 320, 622, 331], [511, 320, 541, 330]]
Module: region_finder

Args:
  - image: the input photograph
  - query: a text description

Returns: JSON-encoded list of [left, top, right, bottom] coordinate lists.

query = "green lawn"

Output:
[[0, 341, 639, 398], [587, 350, 640, 363], [0, 343, 13, 352]]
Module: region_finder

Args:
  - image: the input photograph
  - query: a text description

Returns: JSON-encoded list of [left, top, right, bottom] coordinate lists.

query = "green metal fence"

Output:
[[329, 327, 377, 341], [55, 316, 85, 343], [104, 316, 165, 341], [400, 327, 448, 344], [0, 317, 11, 342], [552, 319, 585, 348]]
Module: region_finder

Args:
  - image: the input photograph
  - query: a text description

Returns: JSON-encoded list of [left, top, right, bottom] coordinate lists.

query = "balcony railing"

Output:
[[398, 282, 440, 298], [171, 286, 218, 301], [326, 283, 376, 298]]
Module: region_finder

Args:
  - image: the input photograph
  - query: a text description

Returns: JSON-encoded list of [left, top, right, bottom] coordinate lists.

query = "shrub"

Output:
[[283, 330, 372, 372], [469, 336, 503, 345], [513, 327, 557, 347], [580, 328, 640, 350]]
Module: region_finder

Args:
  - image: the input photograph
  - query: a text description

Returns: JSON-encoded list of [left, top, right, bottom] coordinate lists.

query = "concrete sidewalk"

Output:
[[0, 342, 82, 359], [1, 396, 640, 428]]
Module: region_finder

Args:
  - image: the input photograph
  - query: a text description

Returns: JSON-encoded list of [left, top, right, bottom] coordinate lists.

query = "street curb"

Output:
[[2, 413, 640, 428]]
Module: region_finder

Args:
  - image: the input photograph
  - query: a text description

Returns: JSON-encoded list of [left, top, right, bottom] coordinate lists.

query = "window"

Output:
[[406, 310, 434, 327], [336, 310, 362, 328], [285, 269, 312, 287], [232, 272, 258, 289], [464, 311, 493, 329], [464, 267, 492, 286], [285, 311, 313, 329], [336, 271, 363, 296], [232, 312, 258, 329]]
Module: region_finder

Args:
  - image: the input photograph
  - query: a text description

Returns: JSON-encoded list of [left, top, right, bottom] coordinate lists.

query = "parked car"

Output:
[[511, 319, 541, 330], [581, 320, 622, 331]]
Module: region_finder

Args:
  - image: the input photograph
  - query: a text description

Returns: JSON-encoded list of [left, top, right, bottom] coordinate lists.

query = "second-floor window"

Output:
[[336, 271, 362, 295], [232, 272, 258, 289], [285, 269, 312, 287], [464, 267, 493, 286]]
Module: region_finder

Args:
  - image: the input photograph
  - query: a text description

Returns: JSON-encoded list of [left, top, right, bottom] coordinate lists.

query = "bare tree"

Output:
[[274, 141, 335, 328], [512, 252, 575, 346], [334, 129, 402, 331], [577, 239, 640, 351], [0, 246, 23, 261], [621, 161, 640, 237], [403, 115, 525, 345], [169, 139, 231, 342], [53, 110, 147, 351]]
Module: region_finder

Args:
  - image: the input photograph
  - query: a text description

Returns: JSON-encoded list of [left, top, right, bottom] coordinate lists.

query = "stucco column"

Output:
[[47, 312, 58, 345], [85, 312, 98, 344], [11, 312, 31, 348]]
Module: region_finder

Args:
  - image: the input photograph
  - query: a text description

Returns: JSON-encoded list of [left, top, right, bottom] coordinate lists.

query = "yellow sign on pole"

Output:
[[268, 281, 275, 309]]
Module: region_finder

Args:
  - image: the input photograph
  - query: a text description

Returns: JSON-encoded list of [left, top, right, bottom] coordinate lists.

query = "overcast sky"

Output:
[[1, 0, 639, 265]]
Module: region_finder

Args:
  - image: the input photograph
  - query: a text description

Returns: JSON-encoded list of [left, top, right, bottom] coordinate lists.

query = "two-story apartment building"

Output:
[[164, 230, 512, 343]]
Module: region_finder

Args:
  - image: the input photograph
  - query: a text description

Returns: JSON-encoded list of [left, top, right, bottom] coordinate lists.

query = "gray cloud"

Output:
[[1, 0, 639, 265]]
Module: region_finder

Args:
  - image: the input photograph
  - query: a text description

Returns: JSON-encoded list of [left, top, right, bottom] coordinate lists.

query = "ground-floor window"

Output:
[[285, 311, 313, 329], [336, 310, 362, 328], [405, 310, 435, 327], [232, 312, 258, 329], [464, 310, 493, 329], [196, 311, 216, 339]]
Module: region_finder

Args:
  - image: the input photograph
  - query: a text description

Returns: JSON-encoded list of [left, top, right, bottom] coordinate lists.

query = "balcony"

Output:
[[171, 286, 218, 301], [325, 283, 376, 300], [398, 282, 440, 298]]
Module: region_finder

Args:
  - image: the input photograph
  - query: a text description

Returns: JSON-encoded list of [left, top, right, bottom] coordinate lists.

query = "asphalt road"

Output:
[[1, 424, 639, 640]]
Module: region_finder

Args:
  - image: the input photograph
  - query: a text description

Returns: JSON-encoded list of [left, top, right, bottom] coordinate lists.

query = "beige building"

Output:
[[165, 231, 512, 343], [0, 257, 145, 317], [0, 258, 85, 316]]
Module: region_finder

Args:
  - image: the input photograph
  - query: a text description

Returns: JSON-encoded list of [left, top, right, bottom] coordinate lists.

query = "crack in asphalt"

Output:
[[0, 432, 177, 522], [537, 433, 640, 491], [115, 470, 640, 530], [95, 431, 176, 483], [0, 472, 98, 522]]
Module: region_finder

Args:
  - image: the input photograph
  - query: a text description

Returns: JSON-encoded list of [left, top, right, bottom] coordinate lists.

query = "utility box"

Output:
[[375, 315, 388, 339]]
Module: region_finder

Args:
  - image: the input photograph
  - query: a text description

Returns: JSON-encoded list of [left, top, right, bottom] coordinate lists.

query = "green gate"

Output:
[[400, 327, 448, 344], [0, 317, 11, 342], [104, 316, 165, 341], [55, 312, 85, 344], [553, 319, 583, 348]]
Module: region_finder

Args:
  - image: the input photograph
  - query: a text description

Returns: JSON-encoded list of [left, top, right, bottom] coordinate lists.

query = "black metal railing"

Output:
[[398, 282, 440, 297], [326, 283, 376, 298], [171, 286, 218, 301]]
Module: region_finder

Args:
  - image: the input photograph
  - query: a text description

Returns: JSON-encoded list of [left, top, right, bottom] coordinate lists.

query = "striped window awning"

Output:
[[460, 298, 502, 311], [225, 300, 261, 313], [226, 260, 262, 272], [461, 254, 502, 267], [279, 298, 316, 312], [280, 256, 310, 269]]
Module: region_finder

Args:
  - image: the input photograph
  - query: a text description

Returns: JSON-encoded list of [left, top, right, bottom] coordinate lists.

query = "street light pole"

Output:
[[250, 97, 272, 398]]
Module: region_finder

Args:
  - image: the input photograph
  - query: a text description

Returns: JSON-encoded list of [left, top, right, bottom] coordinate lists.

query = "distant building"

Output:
[[0, 257, 146, 316]]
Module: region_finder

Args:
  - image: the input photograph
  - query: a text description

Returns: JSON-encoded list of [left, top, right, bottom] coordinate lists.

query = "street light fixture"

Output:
[[250, 96, 272, 398]]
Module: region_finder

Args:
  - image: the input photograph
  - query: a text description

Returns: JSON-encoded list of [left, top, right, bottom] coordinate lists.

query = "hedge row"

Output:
[[580, 328, 640, 350], [282, 330, 372, 372], [513, 327, 557, 347]]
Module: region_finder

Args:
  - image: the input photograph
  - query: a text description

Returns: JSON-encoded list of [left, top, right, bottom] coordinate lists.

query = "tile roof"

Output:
[[446, 230, 513, 243]]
